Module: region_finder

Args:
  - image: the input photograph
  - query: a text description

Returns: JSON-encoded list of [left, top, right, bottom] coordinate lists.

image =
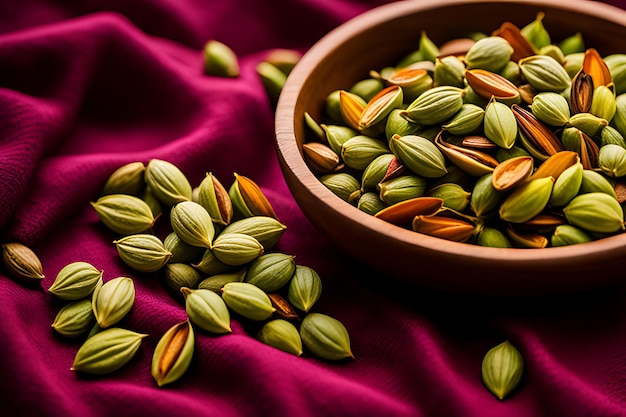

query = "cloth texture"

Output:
[[1, 0, 626, 416]]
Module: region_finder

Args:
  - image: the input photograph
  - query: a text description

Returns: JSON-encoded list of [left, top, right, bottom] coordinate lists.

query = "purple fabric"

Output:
[[1, 1, 626, 416]]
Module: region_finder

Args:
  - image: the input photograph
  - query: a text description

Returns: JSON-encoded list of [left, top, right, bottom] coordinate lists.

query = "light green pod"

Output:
[[481, 340, 524, 400], [163, 232, 204, 264], [220, 216, 287, 251], [244, 253, 296, 293], [90, 194, 155, 235], [470, 173, 504, 217], [221, 282, 275, 321], [379, 175, 427, 205], [198, 270, 246, 293], [563, 52, 585, 79], [551, 224, 592, 247], [320, 173, 361, 202], [605, 54, 626, 95], [287, 265, 322, 313], [357, 192, 387, 216], [101, 162, 146, 196], [519, 55, 571, 92], [465, 36, 513, 72], [521, 12, 551, 49], [564, 192, 624, 233], [579, 170, 618, 198], [361, 153, 395, 190], [151, 320, 195, 387], [350, 78, 385, 102], [441, 104, 485, 135], [385, 109, 422, 140], [484, 98, 517, 149], [341, 135, 390, 170], [598, 144, 626, 178], [211, 233, 264, 266], [550, 162, 583, 207], [601, 126, 626, 149], [145, 159, 193, 206], [203, 40, 239, 77], [114, 234, 172, 273], [257, 319, 303, 356], [182, 288, 231, 334], [590, 85, 617, 122], [531, 92, 570, 127], [434, 55, 466, 88], [322, 124, 357, 155], [92, 277, 135, 329], [197, 172, 233, 226], [300, 313, 353, 361], [476, 227, 512, 248], [499, 177, 554, 223], [51, 299, 95, 338], [170, 201, 215, 249], [559, 33, 585, 56], [567, 113, 608, 137], [71, 327, 147, 375], [403, 86, 465, 125], [48, 261, 103, 301], [388, 134, 447, 178], [427, 183, 470, 212]]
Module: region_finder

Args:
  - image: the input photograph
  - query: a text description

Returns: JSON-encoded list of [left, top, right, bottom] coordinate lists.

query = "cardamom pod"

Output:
[[192, 248, 233, 276], [563, 192, 625, 233], [211, 233, 264, 266], [244, 253, 296, 293], [170, 201, 215, 249], [101, 161, 146, 196], [465, 36, 513, 72], [151, 320, 195, 387], [300, 313, 353, 361], [220, 216, 287, 251], [551, 224, 592, 247], [114, 234, 172, 272], [388, 134, 448, 178], [197, 270, 246, 293], [181, 287, 232, 334], [203, 40, 240, 78], [481, 340, 524, 400], [229, 173, 278, 219], [287, 265, 322, 313], [257, 319, 303, 356], [51, 298, 95, 338], [71, 327, 147, 375], [145, 159, 193, 206], [2, 242, 45, 284], [90, 194, 155, 235], [163, 232, 204, 264], [499, 177, 554, 223], [48, 261, 103, 300], [162, 263, 202, 300], [221, 282, 275, 321], [197, 172, 233, 226], [268, 293, 300, 320], [92, 277, 135, 329], [483, 97, 518, 149]]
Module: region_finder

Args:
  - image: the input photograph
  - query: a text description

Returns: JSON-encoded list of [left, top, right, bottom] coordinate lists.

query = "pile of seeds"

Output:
[[303, 13, 626, 248]]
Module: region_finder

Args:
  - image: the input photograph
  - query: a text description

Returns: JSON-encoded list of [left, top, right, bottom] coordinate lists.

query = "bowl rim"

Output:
[[275, 0, 626, 276]]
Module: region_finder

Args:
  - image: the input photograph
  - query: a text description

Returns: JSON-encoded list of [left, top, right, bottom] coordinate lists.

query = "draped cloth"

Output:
[[1, 1, 626, 416]]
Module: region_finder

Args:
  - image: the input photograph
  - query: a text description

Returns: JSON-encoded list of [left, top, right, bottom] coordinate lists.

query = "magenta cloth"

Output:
[[2, 1, 626, 416]]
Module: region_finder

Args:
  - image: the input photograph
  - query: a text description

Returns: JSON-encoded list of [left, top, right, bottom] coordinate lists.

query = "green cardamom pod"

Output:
[[521, 12, 551, 49], [51, 298, 95, 338], [483, 97, 518, 149], [579, 170, 618, 198], [349, 77, 384, 102], [287, 265, 322, 313], [197, 172, 233, 226], [90, 194, 155, 235], [322, 124, 358, 155], [145, 159, 193, 206], [101, 161, 146, 196], [257, 61, 287, 106], [519, 55, 571, 92], [379, 175, 427, 205], [465, 36, 513, 72], [48, 261, 103, 300], [441, 103, 485, 135], [434, 55, 466, 88], [341, 135, 390, 171], [257, 319, 303, 356], [198, 270, 246, 293], [151, 320, 195, 387], [611, 94, 626, 137], [181, 287, 231, 334], [220, 216, 287, 251], [600, 126, 626, 149], [2, 242, 45, 284], [427, 183, 471, 212], [170, 201, 215, 249], [549, 162, 583, 207], [476, 227, 512, 248], [598, 144, 626, 178], [566, 112, 608, 137], [403, 86, 465, 125], [192, 248, 233, 275], [551, 224, 592, 247], [605, 54, 626, 95], [499, 177, 554, 223], [385, 109, 422, 141], [228, 173, 278, 219], [71, 327, 147, 375], [563, 192, 625, 233], [203, 40, 240, 78], [221, 282, 275, 321], [211, 233, 264, 266], [244, 253, 296, 293], [470, 173, 504, 217], [92, 277, 135, 329], [162, 263, 202, 300], [163, 232, 204, 264], [481, 340, 524, 400], [114, 234, 172, 272], [388, 134, 448, 178], [300, 313, 353, 361], [319, 173, 361, 203], [357, 192, 387, 216], [361, 153, 395, 190], [531, 92, 570, 127]]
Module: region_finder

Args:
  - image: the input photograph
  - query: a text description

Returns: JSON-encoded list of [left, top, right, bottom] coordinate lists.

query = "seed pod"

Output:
[[92, 277, 135, 329], [268, 293, 300, 320], [48, 261, 103, 300], [464, 69, 521, 104], [90, 194, 155, 235], [427, 183, 470, 212], [152, 320, 195, 387], [491, 156, 533, 192], [349, 77, 384, 102], [613, 94, 626, 138], [531, 92, 570, 127], [605, 54, 626, 95], [257, 319, 303, 356], [256, 61, 286, 106], [357, 192, 387, 215], [567, 113, 608, 137], [389, 134, 447, 178], [163, 232, 204, 264], [550, 162, 583, 207], [229, 173, 278, 219], [481, 340, 524, 400], [220, 216, 287, 251], [551, 224, 592, 247], [203, 40, 239, 77], [320, 173, 361, 203], [434, 56, 466, 88], [598, 144, 626, 178], [300, 313, 353, 361], [114, 234, 172, 273], [358, 86, 403, 131], [51, 298, 95, 338], [564, 192, 625, 233], [519, 55, 571, 92], [197, 173, 233, 226], [170, 201, 215, 249], [465, 36, 513, 72], [499, 177, 554, 223], [192, 248, 232, 276], [2, 242, 45, 284], [71, 327, 147, 375], [162, 263, 202, 300], [145, 159, 193, 206], [559, 33, 585, 56], [287, 265, 322, 313], [244, 253, 296, 293], [339, 90, 366, 131], [385, 109, 422, 140], [303, 142, 341, 174], [441, 104, 485, 135], [198, 270, 246, 293], [403, 86, 465, 125], [476, 227, 512, 248], [521, 12, 551, 49], [470, 173, 504, 217], [341, 135, 390, 170], [101, 161, 146, 196], [181, 287, 231, 334], [579, 170, 618, 198], [590, 85, 617, 122], [379, 175, 427, 205], [484, 97, 517, 149], [412, 214, 477, 243], [322, 124, 358, 155], [221, 282, 275, 321], [361, 153, 395, 190], [211, 233, 264, 266], [601, 126, 626, 149]]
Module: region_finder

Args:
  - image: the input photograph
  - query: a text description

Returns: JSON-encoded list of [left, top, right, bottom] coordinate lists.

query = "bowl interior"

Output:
[[276, 0, 626, 296]]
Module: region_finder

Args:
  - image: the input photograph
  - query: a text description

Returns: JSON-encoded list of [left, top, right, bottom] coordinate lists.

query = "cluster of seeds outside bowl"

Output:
[[275, 0, 626, 295]]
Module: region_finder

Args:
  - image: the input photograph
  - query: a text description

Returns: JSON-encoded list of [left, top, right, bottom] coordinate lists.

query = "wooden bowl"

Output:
[[275, 0, 626, 296]]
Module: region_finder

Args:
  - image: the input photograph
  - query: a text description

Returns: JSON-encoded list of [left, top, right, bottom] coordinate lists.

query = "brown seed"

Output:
[[339, 90, 365, 131], [268, 293, 300, 321], [512, 104, 564, 158], [374, 197, 443, 226], [492, 156, 533, 191], [412, 215, 476, 243], [303, 142, 341, 174], [570, 69, 594, 114], [465, 69, 521, 102], [529, 151, 579, 181], [2, 242, 44, 283], [435, 132, 498, 177], [491, 21, 537, 62]]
